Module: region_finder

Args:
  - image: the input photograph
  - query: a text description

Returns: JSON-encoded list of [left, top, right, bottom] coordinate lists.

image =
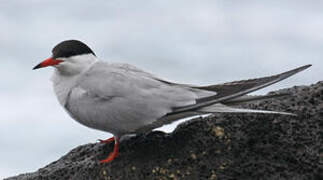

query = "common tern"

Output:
[[33, 40, 311, 163]]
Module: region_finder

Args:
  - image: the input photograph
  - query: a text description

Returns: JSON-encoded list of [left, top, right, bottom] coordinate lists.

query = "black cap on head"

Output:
[[52, 40, 96, 59]]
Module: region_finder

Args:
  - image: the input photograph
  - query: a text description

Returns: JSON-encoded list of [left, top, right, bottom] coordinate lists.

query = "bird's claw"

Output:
[[97, 137, 115, 144]]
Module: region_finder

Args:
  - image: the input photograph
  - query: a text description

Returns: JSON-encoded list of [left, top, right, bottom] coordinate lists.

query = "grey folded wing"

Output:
[[169, 64, 311, 114], [66, 62, 200, 134], [135, 65, 311, 133]]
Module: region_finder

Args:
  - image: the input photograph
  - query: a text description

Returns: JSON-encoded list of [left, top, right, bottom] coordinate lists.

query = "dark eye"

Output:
[[61, 50, 75, 58], [53, 50, 76, 59]]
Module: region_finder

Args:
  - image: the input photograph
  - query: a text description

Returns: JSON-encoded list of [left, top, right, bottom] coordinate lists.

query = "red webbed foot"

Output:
[[100, 137, 120, 163]]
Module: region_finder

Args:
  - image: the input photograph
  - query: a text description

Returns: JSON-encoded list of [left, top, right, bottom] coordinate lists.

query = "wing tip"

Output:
[[302, 64, 312, 69], [297, 64, 312, 71], [288, 64, 312, 73], [278, 64, 312, 80]]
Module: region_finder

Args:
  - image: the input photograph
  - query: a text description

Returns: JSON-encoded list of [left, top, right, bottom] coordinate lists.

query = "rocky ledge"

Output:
[[6, 82, 323, 180]]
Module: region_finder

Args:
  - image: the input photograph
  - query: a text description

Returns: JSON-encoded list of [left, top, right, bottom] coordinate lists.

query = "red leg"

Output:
[[98, 137, 114, 144], [100, 137, 120, 163]]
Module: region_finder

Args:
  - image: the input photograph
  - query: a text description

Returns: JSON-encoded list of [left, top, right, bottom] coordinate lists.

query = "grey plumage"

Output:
[[53, 59, 310, 136], [34, 40, 312, 163], [40, 40, 312, 138]]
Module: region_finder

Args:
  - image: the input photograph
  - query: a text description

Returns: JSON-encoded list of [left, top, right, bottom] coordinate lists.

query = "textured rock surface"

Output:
[[6, 82, 323, 180]]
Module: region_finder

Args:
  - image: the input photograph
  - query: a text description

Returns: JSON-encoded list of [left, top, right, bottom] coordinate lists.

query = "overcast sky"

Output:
[[1, 0, 322, 178]]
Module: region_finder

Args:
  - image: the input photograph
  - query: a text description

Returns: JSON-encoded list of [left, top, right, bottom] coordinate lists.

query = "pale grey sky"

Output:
[[1, 0, 322, 178]]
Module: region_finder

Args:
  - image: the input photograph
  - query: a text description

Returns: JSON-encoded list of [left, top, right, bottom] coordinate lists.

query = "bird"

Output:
[[33, 39, 311, 163]]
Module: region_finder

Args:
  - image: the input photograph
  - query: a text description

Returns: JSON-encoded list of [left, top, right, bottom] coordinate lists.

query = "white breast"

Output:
[[51, 70, 78, 106]]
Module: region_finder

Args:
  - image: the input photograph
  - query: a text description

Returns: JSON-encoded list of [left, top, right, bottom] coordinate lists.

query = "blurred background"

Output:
[[1, 0, 322, 178]]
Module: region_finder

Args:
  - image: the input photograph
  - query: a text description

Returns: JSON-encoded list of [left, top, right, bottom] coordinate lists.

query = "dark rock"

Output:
[[6, 82, 323, 180]]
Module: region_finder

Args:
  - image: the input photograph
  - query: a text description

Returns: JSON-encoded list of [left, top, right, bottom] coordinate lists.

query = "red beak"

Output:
[[33, 58, 64, 70]]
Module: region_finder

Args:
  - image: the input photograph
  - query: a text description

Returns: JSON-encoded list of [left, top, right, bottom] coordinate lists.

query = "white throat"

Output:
[[51, 53, 98, 106]]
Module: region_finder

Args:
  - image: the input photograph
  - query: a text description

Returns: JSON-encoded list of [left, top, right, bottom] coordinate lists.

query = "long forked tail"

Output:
[[223, 93, 290, 105], [169, 64, 312, 115], [197, 103, 296, 116]]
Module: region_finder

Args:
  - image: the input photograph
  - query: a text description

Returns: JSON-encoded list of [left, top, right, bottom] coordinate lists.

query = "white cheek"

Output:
[[53, 54, 97, 75], [54, 62, 67, 68]]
